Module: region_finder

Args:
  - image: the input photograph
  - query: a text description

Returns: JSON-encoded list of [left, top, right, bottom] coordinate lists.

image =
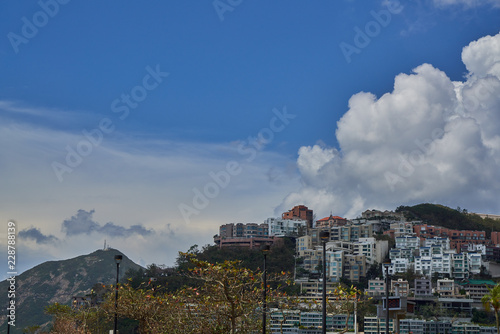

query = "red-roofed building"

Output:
[[315, 215, 348, 228], [413, 224, 487, 251], [282, 205, 313, 228]]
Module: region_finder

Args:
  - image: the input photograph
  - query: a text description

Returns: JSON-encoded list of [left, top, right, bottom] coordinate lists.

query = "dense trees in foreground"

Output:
[[34, 253, 367, 334]]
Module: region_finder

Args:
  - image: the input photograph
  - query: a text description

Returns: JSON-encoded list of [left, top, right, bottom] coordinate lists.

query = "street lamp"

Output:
[[114, 255, 122, 334], [383, 261, 391, 334], [261, 244, 271, 334], [320, 230, 330, 334]]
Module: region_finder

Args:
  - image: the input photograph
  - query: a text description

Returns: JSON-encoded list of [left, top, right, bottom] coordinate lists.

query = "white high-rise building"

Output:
[[266, 217, 307, 236]]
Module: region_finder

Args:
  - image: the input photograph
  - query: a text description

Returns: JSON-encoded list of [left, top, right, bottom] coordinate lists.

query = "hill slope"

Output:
[[0, 248, 143, 333], [396, 203, 500, 236]]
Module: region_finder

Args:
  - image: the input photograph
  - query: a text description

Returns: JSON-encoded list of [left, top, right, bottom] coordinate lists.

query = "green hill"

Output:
[[0, 248, 143, 333], [396, 203, 500, 236]]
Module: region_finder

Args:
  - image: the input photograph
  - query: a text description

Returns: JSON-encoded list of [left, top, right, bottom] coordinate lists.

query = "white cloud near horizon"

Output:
[[278, 32, 500, 219], [0, 105, 300, 274]]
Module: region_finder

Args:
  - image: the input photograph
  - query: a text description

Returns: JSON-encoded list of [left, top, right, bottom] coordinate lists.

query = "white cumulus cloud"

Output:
[[279, 32, 500, 218]]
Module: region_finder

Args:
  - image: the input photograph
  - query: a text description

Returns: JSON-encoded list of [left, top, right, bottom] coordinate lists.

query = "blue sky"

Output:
[[1, 0, 500, 273]]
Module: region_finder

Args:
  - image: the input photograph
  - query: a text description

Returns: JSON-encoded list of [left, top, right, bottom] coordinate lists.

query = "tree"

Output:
[[326, 285, 369, 334], [44, 303, 83, 334], [418, 302, 446, 321], [482, 284, 500, 334], [22, 325, 42, 334], [100, 283, 184, 334], [185, 256, 266, 334], [304, 284, 370, 334], [42, 253, 294, 333], [268, 292, 302, 334]]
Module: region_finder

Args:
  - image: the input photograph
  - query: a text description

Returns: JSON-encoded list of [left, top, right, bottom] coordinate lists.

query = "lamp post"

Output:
[[383, 261, 391, 334], [320, 230, 330, 334], [114, 255, 122, 334], [261, 244, 271, 334]]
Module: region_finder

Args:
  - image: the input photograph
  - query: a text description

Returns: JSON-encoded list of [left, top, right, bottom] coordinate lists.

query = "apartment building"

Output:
[[390, 221, 414, 237], [300, 248, 344, 282], [424, 236, 450, 249], [437, 278, 457, 297], [414, 256, 432, 276], [491, 231, 500, 245], [343, 254, 366, 282], [452, 323, 496, 334], [414, 278, 433, 297], [367, 278, 386, 296], [328, 251, 344, 282], [214, 222, 273, 248], [399, 319, 425, 334], [468, 252, 482, 274], [390, 248, 414, 261], [355, 237, 389, 264], [391, 278, 410, 296], [486, 245, 500, 261], [458, 279, 496, 303], [399, 319, 452, 334], [364, 317, 395, 334], [282, 205, 313, 228], [452, 253, 469, 279], [296, 235, 313, 257], [385, 258, 411, 276], [315, 214, 347, 228], [270, 310, 355, 333], [296, 280, 340, 298], [265, 217, 307, 236], [399, 319, 495, 334], [413, 224, 486, 251], [439, 297, 473, 316], [218, 222, 269, 238], [396, 235, 420, 250]]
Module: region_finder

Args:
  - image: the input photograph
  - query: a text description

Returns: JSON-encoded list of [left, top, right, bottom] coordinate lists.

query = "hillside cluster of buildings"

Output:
[[214, 205, 500, 284], [212, 205, 500, 334]]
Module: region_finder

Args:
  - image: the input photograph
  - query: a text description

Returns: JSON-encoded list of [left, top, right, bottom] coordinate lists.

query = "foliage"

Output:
[[23, 325, 42, 334], [416, 302, 446, 321], [482, 284, 500, 334], [125, 238, 298, 294], [299, 284, 371, 334], [183, 254, 293, 334], [44, 256, 294, 334], [326, 285, 370, 334], [396, 203, 500, 237], [44, 303, 82, 333], [472, 308, 496, 326]]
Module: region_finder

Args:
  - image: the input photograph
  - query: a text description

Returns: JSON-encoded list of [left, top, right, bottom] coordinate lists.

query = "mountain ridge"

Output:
[[0, 248, 143, 333]]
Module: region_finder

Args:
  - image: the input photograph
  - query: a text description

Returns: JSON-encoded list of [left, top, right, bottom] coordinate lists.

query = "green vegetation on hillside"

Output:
[[125, 237, 297, 293], [396, 203, 500, 237]]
